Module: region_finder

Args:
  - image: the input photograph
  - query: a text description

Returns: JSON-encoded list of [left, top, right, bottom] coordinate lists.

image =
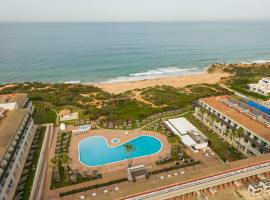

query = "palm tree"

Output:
[[50, 156, 60, 169], [59, 154, 71, 180], [234, 127, 245, 150], [124, 144, 135, 167], [228, 129, 234, 144], [168, 136, 179, 157], [50, 156, 60, 182]]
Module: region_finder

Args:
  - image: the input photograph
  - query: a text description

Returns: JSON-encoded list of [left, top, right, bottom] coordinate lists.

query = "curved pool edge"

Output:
[[78, 135, 163, 167]]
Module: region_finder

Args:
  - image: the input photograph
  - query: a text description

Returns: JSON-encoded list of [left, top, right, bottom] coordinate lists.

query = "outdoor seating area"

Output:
[[55, 131, 71, 154], [75, 120, 97, 129], [51, 157, 103, 189], [75, 109, 187, 132]]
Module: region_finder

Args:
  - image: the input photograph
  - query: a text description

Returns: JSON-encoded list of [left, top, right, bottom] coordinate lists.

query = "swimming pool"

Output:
[[246, 101, 270, 115], [79, 135, 162, 167], [79, 125, 91, 131]]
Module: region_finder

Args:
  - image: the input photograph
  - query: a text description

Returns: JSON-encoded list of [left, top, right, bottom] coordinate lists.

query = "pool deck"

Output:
[[40, 125, 224, 200], [69, 129, 170, 173]]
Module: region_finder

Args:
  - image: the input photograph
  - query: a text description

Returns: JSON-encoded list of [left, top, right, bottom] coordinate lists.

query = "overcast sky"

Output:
[[0, 0, 270, 22]]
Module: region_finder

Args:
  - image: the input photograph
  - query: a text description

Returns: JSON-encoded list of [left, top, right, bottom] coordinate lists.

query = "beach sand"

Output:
[[94, 72, 232, 94]]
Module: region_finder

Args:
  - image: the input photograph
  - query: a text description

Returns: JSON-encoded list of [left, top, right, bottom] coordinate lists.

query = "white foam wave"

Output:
[[252, 60, 270, 64], [240, 61, 251, 64], [103, 67, 201, 83]]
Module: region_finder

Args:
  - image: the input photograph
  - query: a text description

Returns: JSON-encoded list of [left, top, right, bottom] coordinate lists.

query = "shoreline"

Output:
[[93, 71, 232, 94]]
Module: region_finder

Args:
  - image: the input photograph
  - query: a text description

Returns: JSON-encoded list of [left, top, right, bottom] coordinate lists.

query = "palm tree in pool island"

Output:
[[124, 144, 136, 167]]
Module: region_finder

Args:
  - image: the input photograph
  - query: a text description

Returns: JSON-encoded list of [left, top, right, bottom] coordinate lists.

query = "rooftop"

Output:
[[0, 109, 27, 159], [167, 118, 197, 135], [8, 93, 27, 108], [165, 117, 207, 147], [59, 109, 71, 116], [200, 96, 270, 142], [0, 93, 27, 108]]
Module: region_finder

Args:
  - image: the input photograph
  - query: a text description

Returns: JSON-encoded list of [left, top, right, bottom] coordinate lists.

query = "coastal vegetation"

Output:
[[0, 82, 231, 124], [209, 62, 270, 100]]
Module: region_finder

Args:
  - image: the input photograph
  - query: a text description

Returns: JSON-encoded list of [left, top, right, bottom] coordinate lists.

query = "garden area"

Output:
[[50, 153, 102, 189], [185, 112, 246, 162], [0, 81, 232, 125], [14, 126, 46, 200], [221, 63, 270, 100]]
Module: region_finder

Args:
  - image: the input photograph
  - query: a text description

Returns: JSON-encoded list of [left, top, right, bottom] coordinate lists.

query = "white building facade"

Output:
[[0, 94, 35, 200], [248, 77, 270, 96], [195, 96, 270, 157]]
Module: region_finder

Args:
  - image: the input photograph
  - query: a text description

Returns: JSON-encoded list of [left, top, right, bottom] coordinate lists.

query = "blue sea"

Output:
[[0, 21, 270, 84]]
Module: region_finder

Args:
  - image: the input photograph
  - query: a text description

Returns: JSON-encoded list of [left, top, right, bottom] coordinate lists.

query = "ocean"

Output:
[[0, 21, 270, 84]]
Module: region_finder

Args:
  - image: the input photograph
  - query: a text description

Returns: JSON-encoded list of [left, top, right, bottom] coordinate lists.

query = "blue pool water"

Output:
[[247, 101, 270, 115], [79, 136, 162, 166], [79, 125, 90, 131]]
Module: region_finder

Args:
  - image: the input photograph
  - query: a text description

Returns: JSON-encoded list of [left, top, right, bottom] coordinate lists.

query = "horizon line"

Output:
[[1, 19, 270, 23]]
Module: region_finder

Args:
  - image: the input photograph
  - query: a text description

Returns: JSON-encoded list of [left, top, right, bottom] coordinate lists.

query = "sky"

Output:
[[0, 0, 270, 22]]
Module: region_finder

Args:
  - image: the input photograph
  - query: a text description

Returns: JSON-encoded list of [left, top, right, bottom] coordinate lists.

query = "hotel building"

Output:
[[0, 94, 35, 200], [248, 77, 270, 96], [195, 95, 270, 157]]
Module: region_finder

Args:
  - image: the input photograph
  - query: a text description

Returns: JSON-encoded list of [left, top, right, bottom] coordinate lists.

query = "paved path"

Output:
[[31, 124, 53, 200]]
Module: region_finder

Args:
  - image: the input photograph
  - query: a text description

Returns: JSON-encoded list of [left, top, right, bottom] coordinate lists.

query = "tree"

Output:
[[59, 154, 72, 180], [168, 136, 179, 157], [124, 144, 136, 167], [50, 156, 60, 169], [234, 127, 245, 150]]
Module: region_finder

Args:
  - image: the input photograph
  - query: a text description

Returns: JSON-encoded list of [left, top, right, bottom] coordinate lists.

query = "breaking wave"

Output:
[[103, 66, 202, 83]]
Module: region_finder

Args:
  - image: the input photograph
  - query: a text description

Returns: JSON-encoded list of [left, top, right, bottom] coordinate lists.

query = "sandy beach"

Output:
[[94, 72, 232, 94]]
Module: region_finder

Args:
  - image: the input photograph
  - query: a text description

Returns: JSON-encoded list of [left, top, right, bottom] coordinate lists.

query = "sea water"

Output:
[[0, 21, 270, 84]]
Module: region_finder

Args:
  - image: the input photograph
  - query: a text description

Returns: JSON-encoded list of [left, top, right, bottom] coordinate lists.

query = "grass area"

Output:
[[21, 126, 46, 200], [185, 113, 245, 162], [51, 165, 102, 189], [224, 64, 270, 100], [0, 82, 232, 123], [141, 85, 232, 110], [33, 105, 57, 124]]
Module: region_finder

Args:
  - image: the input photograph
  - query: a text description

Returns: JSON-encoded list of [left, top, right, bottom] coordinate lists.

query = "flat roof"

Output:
[[200, 96, 270, 142], [165, 118, 206, 147], [167, 118, 196, 135], [0, 109, 27, 159], [8, 93, 27, 108]]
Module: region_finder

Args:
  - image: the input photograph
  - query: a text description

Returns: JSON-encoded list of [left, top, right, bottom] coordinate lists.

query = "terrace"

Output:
[[222, 97, 270, 127]]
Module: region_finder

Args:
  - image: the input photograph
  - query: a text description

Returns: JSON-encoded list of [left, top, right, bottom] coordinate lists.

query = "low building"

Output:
[[127, 165, 149, 182], [248, 77, 270, 96], [165, 117, 208, 150], [248, 183, 263, 196], [0, 94, 35, 200], [259, 180, 270, 192], [59, 109, 78, 121], [195, 96, 270, 157]]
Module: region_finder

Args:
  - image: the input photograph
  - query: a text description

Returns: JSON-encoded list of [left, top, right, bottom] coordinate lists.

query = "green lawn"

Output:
[[224, 65, 270, 100], [33, 105, 57, 124], [185, 113, 246, 162], [21, 126, 46, 200]]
